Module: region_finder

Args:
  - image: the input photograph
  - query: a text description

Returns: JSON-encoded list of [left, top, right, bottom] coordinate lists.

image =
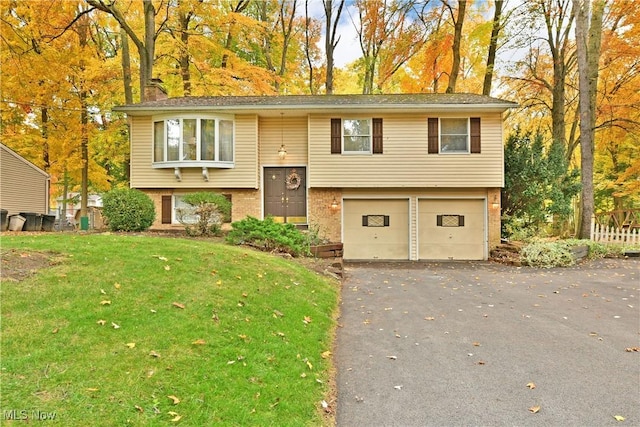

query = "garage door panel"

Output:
[[419, 199, 485, 260], [344, 199, 409, 260]]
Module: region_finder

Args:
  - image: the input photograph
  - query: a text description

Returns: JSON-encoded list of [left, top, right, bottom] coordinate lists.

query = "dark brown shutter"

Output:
[[372, 118, 383, 154], [383, 215, 390, 226], [437, 215, 443, 226], [428, 118, 439, 154], [331, 118, 342, 154], [362, 215, 368, 226], [161, 196, 172, 224], [458, 215, 465, 226], [470, 117, 481, 153]]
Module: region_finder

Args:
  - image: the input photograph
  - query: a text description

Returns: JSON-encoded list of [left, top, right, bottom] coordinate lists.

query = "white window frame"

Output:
[[173, 195, 198, 224], [439, 118, 470, 154], [152, 114, 235, 168], [342, 118, 372, 154]]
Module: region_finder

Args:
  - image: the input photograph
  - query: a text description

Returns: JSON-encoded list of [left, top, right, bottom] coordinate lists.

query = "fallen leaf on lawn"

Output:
[[134, 405, 144, 413], [114, 283, 121, 289], [614, 415, 625, 422], [321, 350, 332, 359], [172, 302, 185, 309], [192, 339, 206, 345], [158, 256, 168, 261], [303, 316, 312, 324], [111, 322, 120, 329], [168, 395, 180, 405], [526, 382, 536, 389], [149, 350, 161, 358], [529, 405, 541, 413], [86, 388, 99, 392], [97, 319, 106, 326], [625, 347, 639, 352], [273, 309, 284, 317], [300, 373, 307, 378], [100, 289, 107, 295], [100, 300, 111, 305], [227, 360, 236, 365], [216, 280, 222, 285], [126, 342, 136, 349], [52, 328, 59, 334], [306, 360, 313, 370], [167, 411, 181, 422], [164, 265, 171, 271]]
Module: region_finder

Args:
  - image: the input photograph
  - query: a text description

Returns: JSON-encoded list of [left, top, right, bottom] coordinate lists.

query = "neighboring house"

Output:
[[55, 193, 103, 224], [0, 143, 50, 216], [115, 86, 516, 261]]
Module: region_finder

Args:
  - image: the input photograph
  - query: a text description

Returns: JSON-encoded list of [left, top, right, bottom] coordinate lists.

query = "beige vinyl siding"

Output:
[[0, 145, 50, 216], [130, 115, 259, 189], [259, 116, 308, 165], [308, 113, 504, 188]]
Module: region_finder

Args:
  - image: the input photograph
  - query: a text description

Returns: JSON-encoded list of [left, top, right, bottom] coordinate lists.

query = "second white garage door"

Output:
[[343, 199, 410, 260], [418, 199, 486, 260]]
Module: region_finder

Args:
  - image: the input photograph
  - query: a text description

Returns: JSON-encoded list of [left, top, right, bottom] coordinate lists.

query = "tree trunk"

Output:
[[324, 0, 344, 94], [482, 0, 503, 96], [446, 0, 466, 94], [179, 10, 192, 96], [78, 12, 89, 222], [221, 0, 250, 69], [120, 27, 133, 104], [574, 0, 604, 239]]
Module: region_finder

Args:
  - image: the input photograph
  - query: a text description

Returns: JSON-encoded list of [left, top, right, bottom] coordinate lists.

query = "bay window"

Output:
[[153, 115, 234, 168]]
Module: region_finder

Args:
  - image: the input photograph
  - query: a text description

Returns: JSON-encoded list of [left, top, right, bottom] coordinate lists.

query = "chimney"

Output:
[[144, 78, 167, 102]]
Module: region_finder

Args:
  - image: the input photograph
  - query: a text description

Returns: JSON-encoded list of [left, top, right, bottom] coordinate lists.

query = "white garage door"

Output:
[[418, 199, 485, 260], [343, 199, 409, 260]]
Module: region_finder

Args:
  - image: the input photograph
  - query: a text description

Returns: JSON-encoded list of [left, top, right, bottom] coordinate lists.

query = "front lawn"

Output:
[[0, 233, 340, 426]]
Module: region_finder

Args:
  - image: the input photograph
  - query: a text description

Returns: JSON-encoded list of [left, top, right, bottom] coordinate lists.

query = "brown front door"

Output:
[[264, 167, 306, 224]]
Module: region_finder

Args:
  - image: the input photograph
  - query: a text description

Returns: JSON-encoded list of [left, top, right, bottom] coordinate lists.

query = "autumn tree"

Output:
[[482, 0, 503, 96], [323, 0, 345, 94]]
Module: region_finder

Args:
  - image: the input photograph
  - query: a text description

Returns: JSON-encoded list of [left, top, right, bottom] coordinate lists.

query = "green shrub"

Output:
[[226, 216, 309, 257], [520, 240, 576, 268], [177, 192, 231, 237], [102, 188, 155, 232]]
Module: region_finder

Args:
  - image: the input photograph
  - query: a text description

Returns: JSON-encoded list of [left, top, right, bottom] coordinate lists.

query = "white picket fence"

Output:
[[591, 218, 640, 245]]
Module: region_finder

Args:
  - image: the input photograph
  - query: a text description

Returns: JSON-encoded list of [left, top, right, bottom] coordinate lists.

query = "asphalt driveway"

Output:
[[335, 258, 640, 427]]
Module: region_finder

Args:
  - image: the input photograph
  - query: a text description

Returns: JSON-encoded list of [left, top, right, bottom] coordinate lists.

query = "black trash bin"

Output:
[[42, 215, 56, 231], [0, 209, 7, 231], [20, 212, 43, 231]]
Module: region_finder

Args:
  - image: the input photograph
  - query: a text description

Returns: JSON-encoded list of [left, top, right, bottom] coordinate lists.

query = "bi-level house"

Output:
[[116, 84, 516, 261]]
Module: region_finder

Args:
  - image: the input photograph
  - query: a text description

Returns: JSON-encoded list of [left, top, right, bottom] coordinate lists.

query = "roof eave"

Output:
[[114, 102, 518, 116]]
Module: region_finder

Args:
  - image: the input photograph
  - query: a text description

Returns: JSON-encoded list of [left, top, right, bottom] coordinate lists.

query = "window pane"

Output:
[[219, 120, 233, 162], [183, 119, 197, 160], [441, 135, 468, 152], [174, 195, 197, 224], [167, 119, 180, 161], [153, 121, 164, 162], [343, 119, 369, 136], [344, 136, 371, 152], [441, 118, 468, 152], [201, 119, 215, 160]]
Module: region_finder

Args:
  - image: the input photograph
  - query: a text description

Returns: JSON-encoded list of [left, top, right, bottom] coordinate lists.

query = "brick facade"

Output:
[[307, 188, 342, 243]]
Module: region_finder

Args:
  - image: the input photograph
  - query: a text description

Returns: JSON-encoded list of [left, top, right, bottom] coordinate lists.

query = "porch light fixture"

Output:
[[278, 144, 287, 159], [330, 197, 339, 210], [491, 194, 500, 209], [202, 167, 209, 182], [278, 112, 287, 159], [174, 167, 182, 182]]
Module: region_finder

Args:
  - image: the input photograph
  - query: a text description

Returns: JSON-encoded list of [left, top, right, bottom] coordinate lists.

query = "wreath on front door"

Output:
[[286, 170, 301, 190]]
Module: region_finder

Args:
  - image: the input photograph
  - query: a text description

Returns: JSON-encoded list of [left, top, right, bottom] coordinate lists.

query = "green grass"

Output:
[[0, 233, 340, 426]]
